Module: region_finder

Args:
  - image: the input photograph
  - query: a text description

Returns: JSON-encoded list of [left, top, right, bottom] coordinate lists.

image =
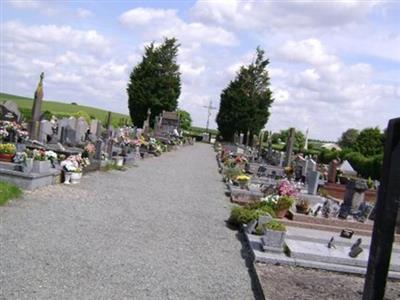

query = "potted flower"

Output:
[[0, 128, 9, 141], [259, 220, 287, 252], [0, 143, 16, 162], [236, 174, 250, 189], [32, 149, 51, 173], [83, 143, 96, 160], [274, 195, 295, 218], [295, 198, 310, 214], [60, 159, 76, 184]]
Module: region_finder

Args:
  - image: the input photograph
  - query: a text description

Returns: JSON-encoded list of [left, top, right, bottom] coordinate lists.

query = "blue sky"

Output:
[[1, 0, 399, 140]]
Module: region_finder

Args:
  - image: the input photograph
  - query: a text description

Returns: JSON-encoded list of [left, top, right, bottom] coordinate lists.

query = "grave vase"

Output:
[[64, 171, 72, 184], [23, 158, 33, 173], [115, 156, 124, 167], [32, 160, 51, 173], [70, 172, 82, 184]]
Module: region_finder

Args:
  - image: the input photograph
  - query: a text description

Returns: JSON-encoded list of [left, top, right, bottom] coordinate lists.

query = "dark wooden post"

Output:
[[363, 117, 400, 300]]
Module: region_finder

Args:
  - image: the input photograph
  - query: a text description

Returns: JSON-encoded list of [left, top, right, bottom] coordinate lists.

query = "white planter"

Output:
[[261, 230, 286, 253], [64, 171, 72, 184], [32, 160, 51, 173], [70, 172, 82, 184], [115, 157, 124, 167], [23, 158, 33, 173]]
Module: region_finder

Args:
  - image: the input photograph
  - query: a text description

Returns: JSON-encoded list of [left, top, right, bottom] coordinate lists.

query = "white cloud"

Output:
[[3, 21, 111, 55], [119, 7, 237, 47], [77, 8, 93, 18]]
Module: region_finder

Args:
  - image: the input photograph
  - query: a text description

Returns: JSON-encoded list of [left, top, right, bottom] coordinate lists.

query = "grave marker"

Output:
[[284, 127, 295, 167], [29, 72, 44, 140]]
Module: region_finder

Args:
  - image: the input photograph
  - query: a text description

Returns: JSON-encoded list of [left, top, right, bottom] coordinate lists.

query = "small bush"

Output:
[[229, 203, 276, 226]]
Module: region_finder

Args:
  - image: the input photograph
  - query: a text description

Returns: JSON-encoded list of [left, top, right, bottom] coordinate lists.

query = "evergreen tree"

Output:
[[177, 109, 192, 131], [216, 47, 273, 142], [127, 38, 181, 127]]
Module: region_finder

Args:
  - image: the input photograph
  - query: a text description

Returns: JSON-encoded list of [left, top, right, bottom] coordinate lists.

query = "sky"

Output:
[[1, 0, 399, 141]]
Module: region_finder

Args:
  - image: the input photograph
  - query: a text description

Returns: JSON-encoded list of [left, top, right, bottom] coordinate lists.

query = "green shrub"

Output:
[[229, 203, 276, 226]]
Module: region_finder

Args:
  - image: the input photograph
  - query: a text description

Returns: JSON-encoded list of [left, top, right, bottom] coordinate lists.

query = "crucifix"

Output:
[[202, 101, 217, 133]]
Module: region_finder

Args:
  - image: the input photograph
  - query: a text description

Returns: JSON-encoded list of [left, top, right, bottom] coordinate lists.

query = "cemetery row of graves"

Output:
[[214, 129, 400, 285], [0, 96, 194, 196]]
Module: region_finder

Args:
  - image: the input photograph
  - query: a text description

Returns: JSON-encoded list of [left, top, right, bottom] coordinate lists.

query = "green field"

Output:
[[0, 92, 130, 127]]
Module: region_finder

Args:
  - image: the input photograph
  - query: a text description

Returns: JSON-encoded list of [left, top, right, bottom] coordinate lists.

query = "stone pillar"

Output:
[[29, 72, 44, 140], [327, 159, 339, 183], [284, 127, 295, 167]]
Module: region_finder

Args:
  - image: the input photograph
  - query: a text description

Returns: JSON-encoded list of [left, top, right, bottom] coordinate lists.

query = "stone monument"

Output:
[[29, 72, 44, 140]]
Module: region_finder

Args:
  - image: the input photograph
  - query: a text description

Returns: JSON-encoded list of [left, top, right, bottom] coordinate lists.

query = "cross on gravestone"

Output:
[[95, 140, 102, 160], [363, 117, 400, 300]]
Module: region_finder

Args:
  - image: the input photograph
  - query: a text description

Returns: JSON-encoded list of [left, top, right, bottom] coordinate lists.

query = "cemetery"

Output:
[[0, 74, 193, 192], [2, 2, 399, 298], [215, 124, 400, 290]]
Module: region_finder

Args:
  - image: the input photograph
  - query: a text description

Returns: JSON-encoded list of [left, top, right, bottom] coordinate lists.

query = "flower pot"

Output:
[[23, 158, 33, 173], [261, 229, 286, 252], [70, 172, 82, 184], [64, 171, 72, 184], [296, 205, 309, 214], [0, 153, 14, 162], [275, 208, 288, 219], [32, 160, 51, 173], [115, 157, 124, 167]]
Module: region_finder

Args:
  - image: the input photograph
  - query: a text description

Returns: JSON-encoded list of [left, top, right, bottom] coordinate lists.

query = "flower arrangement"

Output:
[[277, 179, 298, 197], [84, 143, 95, 154], [32, 149, 46, 161], [13, 151, 28, 163], [60, 154, 90, 173], [45, 150, 58, 161], [236, 174, 250, 182], [0, 128, 9, 140], [0, 143, 16, 154]]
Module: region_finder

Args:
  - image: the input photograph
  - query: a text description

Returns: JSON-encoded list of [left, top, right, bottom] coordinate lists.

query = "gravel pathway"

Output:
[[0, 144, 257, 300]]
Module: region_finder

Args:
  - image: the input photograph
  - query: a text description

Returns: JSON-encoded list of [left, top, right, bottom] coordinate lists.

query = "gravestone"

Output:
[[284, 128, 295, 167], [0, 101, 21, 122], [279, 152, 285, 167], [339, 179, 368, 219], [29, 72, 44, 140], [75, 117, 88, 143], [39, 120, 53, 143], [305, 158, 316, 176], [239, 133, 244, 145], [60, 125, 76, 145], [328, 159, 339, 183], [95, 140, 102, 160], [307, 171, 320, 195], [363, 118, 400, 300], [57, 117, 76, 141], [90, 119, 101, 137]]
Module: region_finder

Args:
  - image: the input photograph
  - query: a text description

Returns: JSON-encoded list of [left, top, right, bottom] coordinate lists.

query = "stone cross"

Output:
[[363, 117, 400, 300], [29, 72, 44, 140]]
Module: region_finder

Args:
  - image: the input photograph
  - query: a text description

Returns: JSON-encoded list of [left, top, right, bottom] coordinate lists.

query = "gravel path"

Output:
[[0, 144, 257, 300]]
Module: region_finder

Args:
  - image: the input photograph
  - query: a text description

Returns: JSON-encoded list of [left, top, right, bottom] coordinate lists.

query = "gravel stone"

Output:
[[0, 144, 257, 299]]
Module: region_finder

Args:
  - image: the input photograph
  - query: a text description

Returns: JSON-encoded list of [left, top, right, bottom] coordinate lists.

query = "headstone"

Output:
[[90, 119, 100, 137], [60, 125, 76, 145], [305, 158, 316, 176], [29, 72, 44, 140], [279, 152, 285, 167], [0, 100, 21, 122], [327, 159, 339, 183], [307, 171, 320, 195], [75, 117, 88, 143], [95, 140, 102, 160], [239, 133, 244, 145], [284, 128, 295, 167], [338, 179, 368, 219], [39, 120, 53, 143]]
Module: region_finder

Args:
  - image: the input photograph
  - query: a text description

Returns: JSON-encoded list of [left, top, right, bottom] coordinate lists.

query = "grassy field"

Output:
[[0, 181, 22, 205], [0, 92, 130, 126]]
